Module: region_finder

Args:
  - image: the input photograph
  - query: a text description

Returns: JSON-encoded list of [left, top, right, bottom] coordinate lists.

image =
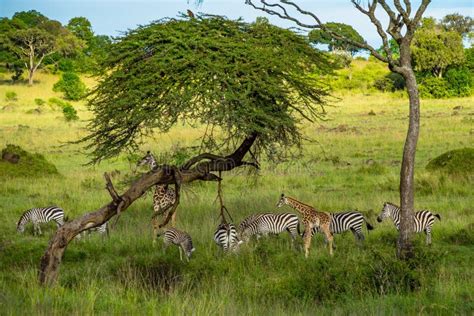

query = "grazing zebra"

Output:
[[214, 223, 242, 252], [377, 202, 441, 245], [240, 213, 301, 243], [76, 222, 109, 240], [159, 227, 195, 261], [16, 206, 65, 235], [306, 211, 374, 245]]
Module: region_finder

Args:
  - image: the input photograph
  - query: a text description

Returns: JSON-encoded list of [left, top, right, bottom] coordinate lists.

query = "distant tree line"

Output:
[[310, 14, 473, 98], [0, 10, 111, 85]]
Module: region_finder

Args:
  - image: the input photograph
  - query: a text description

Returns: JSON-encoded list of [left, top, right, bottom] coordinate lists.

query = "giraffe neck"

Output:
[[285, 197, 313, 214]]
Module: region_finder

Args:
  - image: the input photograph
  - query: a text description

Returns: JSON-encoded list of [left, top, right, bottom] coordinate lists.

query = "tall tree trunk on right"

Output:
[[396, 41, 420, 259]]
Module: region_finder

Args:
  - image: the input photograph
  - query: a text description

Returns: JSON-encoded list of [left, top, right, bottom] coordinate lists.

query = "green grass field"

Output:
[[0, 71, 473, 314]]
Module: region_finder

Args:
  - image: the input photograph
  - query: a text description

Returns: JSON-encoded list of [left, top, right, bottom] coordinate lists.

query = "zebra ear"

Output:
[[146, 150, 151, 154], [281, 193, 284, 197]]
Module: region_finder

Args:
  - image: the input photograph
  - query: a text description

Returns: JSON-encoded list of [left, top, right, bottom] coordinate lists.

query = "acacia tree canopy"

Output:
[[309, 22, 366, 56], [82, 15, 332, 163]]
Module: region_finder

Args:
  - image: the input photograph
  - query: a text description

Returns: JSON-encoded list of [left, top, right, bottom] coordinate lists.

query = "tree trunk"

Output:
[[39, 133, 258, 286], [28, 69, 34, 86], [397, 67, 419, 259]]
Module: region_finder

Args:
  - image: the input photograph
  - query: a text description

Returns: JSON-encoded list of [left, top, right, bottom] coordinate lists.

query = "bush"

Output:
[[5, 91, 17, 102], [0, 144, 59, 177], [34, 98, 45, 106], [445, 67, 473, 97], [63, 104, 79, 121], [48, 97, 69, 110], [418, 76, 451, 98], [374, 72, 405, 92], [53, 72, 87, 100], [57, 58, 75, 72], [426, 147, 474, 176]]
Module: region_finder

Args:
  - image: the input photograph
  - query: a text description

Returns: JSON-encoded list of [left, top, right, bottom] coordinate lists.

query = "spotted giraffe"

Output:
[[137, 151, 177, 242], [277, 193, 333, 257]]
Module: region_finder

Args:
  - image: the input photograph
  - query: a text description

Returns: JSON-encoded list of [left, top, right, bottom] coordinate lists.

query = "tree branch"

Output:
[[39, 133, 259, 286]]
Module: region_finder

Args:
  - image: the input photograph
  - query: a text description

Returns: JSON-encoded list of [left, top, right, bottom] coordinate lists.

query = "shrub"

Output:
[[48, 97, 69, 110], [5, 91, 17, 102], [63, 104, 79, 121], [34, 98, 45, 106], [57, 58, 75, 72], [374, 72, 405, 92], [426, 147, 474, 176], [445, 67, 473, 97], [418, 76, 450, 98], [53, 72, 87, 101]]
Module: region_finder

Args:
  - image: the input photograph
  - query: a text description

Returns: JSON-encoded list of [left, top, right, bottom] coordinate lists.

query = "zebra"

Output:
[[16, 206, 65, 236], [158, 227, 195, 261], [214, 223, 242, 252], [305, 211, 374, 246], [76, 222, 109, 240], [240, 213, 301, 244], [238, 213, 273, 232], [377, 202, 441, 245]]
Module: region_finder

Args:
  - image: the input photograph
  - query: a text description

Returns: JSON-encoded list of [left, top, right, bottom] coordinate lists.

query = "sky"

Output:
[[1, 0, 473, 48]]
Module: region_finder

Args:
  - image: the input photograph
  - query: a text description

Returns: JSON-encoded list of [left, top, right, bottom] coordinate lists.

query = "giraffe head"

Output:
[[276, 193, 288, 208], [137, 151, 157, 170], [377, 202, 394, 222]]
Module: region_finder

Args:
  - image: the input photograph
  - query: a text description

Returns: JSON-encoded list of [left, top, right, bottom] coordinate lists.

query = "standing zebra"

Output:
[[307, 211, 374, 245], [377, 202, 441, 245], [214, 223, 242, 252], [238, 213, 273, 232], [16, 206, 65, 235], [240, 213, 301, 244], [159, 227, 195, 261]]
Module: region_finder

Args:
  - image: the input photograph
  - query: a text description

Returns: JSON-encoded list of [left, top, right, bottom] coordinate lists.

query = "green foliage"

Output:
[[0, 144, 58, 177], [67, 17, 94, 43], [34, 98, 45, 106], [377, 38, 400, 60], [309, 22, 366, 56], [426, 148, 474, 176], [48, 97, 70, 109], [5, 91, 18, 101], [82, 15, 332, 163], [444, 67, 473, 97], [418, 76, 451, 98], [330, 59, 390, 92], [53, 72, 86, 100], [374, 72, 405, 92], [440, 13, 474, 39], [62, 103, 79, 121], [412, 18, 465, 77]]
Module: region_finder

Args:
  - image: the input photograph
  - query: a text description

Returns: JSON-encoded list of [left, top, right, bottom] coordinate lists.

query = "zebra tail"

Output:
[[365, 220, 374, 231], [435, 214, 441, 221]]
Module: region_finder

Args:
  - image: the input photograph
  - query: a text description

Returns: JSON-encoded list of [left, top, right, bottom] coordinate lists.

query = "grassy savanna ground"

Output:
[[0, 71, 473, 314]]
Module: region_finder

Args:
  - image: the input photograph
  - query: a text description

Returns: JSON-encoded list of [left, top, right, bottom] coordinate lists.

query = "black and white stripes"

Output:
[[16, 206, 65, 235], [240, 213, 300, 242], [377, 202, 441, 245], [214, 223, 242, 252], [160, 227, 195, 261], [310, 211, 374, 242]]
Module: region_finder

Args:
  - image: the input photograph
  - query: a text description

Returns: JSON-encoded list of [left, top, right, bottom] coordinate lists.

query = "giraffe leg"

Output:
[[323, 225, 333, 256], [303, 225, 313, 258], [152, 217, 158, 246], [171, 211, 176, 227]]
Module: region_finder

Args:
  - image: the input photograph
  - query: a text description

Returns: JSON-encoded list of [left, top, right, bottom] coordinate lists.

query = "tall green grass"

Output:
[[0, 71, 473, 314]]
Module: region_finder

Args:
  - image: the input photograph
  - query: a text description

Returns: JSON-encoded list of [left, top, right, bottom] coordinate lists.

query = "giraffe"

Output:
[[137, 151, 177, 243], [277, 193, 333, 257]]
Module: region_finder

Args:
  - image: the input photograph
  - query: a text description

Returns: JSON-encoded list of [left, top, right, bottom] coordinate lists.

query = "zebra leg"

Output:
[[351, 228, 364, 246], [179, 246, 184, 262], [425, 228, 432, 245]]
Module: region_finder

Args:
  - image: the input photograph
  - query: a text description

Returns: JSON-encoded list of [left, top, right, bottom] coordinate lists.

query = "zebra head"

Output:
[[276, 193, 287, 208], [137, 151, 157, 170], [377, 202, 394, 222], [16, 220, 25, 233]]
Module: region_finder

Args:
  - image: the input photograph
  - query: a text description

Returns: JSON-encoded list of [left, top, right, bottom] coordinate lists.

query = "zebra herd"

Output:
[[15, 198, 441, 261]]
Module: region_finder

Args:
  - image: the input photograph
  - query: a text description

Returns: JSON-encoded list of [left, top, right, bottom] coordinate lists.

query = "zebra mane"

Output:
[[385, 202, 399, 208]]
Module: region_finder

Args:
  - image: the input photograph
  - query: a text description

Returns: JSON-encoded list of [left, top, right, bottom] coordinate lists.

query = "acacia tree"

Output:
[[39, 15, 332, 285], [246, 0, 431, 259]]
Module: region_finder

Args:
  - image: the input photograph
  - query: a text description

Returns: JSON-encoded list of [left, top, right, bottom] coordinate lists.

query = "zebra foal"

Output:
[[159, 228, 195, 261], [240, 213, 301, 243], [16, 206, 65, 235]]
